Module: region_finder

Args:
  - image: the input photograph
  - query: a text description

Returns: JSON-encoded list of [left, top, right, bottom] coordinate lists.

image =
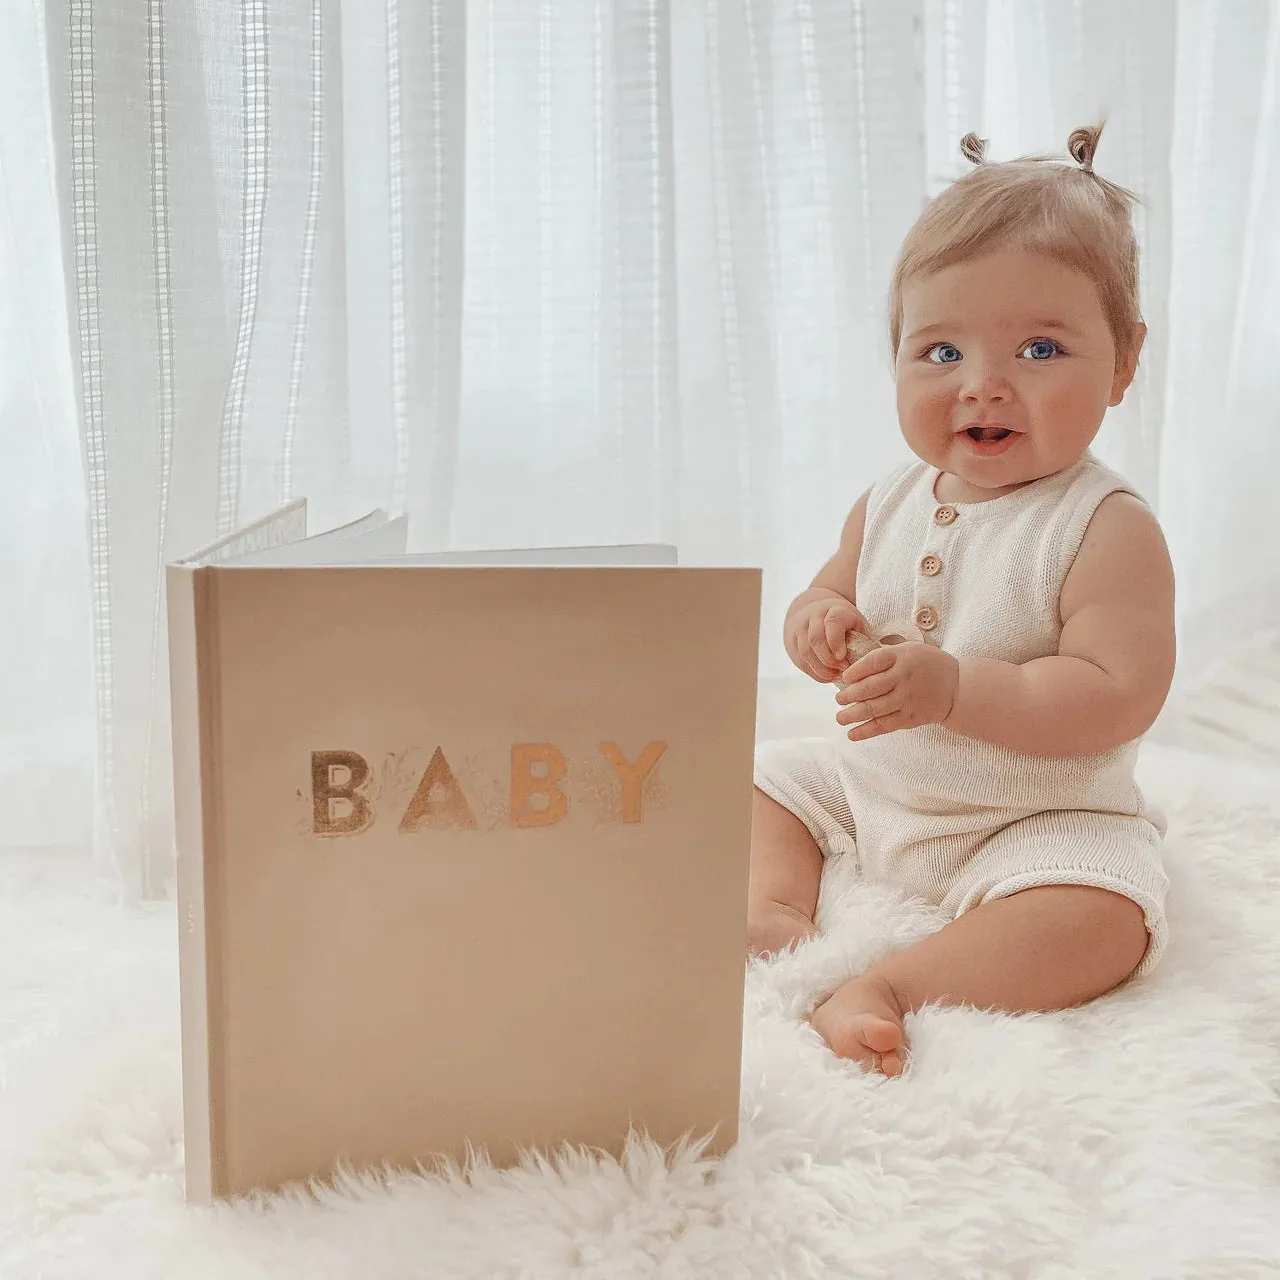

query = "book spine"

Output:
[[166, 565, 225, 1202]]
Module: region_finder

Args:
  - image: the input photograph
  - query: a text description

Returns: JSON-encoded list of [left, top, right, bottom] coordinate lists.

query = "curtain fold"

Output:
[[2, 0, 1277, 896]]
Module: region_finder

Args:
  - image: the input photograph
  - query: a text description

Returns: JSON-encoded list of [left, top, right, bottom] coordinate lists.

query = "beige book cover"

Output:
[[166, 505, 762, 1201]]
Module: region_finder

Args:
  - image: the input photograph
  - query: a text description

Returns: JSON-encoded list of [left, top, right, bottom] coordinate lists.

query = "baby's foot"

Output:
[[747, 901, 819, 959], [808, 974, 907, 1077]]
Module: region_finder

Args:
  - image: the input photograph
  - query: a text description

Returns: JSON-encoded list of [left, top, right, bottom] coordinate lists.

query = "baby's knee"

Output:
[[747, 900, 818, 959], [748, 791, 824, 910], [1004, 883, 1153, 987], [1074, 886, 1151, 977]]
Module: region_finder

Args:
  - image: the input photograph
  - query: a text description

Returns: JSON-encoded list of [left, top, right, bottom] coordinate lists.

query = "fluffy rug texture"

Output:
[[2, 637, 1280, 1279]]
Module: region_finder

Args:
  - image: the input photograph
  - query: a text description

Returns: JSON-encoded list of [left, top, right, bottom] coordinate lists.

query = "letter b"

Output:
[[312, 750, 373, 836], [510, 744, 568, 828]]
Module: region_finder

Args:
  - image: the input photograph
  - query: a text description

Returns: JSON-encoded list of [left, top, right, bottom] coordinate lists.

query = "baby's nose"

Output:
[[959, 364, 1012, 402]]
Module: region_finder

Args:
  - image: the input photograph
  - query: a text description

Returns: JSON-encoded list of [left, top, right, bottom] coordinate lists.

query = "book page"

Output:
[[193, 504, 678, 568], [229, 513, 406, 566], [354, 544, 680, 567], [181, 500, 309, 566]]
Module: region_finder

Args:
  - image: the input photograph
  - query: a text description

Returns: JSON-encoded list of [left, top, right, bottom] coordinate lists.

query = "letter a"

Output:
[[399, 747, 478, 832], [312, 751, 373, 836], [510, 744, 569, 828], [599, 741, 667, 823]]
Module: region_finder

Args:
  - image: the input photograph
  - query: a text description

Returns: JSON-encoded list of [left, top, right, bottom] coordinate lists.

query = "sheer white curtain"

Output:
[[1, 0, 1278, 897]]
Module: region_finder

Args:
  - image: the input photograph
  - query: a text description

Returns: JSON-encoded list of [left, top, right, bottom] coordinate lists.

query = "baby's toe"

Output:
[[823, 1013, 905, 1075], [860, 1017, 906, 1077], [810, 978, 909, 1076]]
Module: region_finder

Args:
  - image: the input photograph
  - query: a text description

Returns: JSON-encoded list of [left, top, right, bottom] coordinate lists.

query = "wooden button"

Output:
[[920, 554, 942, 576], [934, 505, 957, 526], [915, 605, 939, 631]]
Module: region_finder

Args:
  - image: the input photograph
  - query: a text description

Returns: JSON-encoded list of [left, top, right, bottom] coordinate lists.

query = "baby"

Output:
[[748, 125, 1175, 1078]]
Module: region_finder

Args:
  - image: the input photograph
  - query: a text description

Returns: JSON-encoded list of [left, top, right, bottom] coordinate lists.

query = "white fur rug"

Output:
[[3, 659, 1280, 1277]]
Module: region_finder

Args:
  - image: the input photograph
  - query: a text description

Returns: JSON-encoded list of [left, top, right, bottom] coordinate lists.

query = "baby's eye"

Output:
[[925, 343, 963, 364], [1020, 338, 1063, 361]]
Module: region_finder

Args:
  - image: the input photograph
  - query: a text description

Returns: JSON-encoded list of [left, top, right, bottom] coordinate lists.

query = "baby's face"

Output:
[[894, 250, 1141, 497]]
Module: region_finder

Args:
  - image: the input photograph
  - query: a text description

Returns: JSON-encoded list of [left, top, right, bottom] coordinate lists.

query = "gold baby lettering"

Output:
[[399, 746, 478, 832], [510, 743, 568, 828], [312, 750, 373, 836], [599, 740, 667, 824]]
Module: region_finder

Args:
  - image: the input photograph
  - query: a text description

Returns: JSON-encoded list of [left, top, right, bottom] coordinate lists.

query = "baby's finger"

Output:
[[836, 691, 902, 726], [807, 616, 839, 670], [834, 669, 896, 705], [846, 711, 908, 742], [838, 646, 896, 687], [801, 650, 840, 684], [824, 612, 859, 664]]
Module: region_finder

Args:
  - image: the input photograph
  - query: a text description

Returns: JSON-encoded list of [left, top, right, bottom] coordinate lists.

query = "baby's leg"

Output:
[[747, 787, 824, 958], [809, 885, 1150, 1075]]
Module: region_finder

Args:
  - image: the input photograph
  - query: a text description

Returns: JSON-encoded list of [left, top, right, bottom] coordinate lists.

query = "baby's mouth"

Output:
[[965, 426, 1014, 442]]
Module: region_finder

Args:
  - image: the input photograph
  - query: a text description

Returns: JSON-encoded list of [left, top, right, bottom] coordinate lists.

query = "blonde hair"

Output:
[[888, 124, 1142, 358]]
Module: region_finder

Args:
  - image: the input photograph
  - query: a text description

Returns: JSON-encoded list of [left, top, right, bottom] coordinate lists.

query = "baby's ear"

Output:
[[1109, 323, 1146, 406]]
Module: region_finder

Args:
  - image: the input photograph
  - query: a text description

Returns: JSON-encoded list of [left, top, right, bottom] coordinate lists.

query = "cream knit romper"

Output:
[[754, 449, 1170, 978]]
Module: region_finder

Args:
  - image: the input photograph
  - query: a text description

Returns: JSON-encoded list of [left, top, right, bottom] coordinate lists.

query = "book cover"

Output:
[[167, 509, 761, 1200]]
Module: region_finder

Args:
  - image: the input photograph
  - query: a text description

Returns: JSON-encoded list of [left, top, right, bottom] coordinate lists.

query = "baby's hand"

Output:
[[786, 597, 874, 684], [834, 642, 959, 741]]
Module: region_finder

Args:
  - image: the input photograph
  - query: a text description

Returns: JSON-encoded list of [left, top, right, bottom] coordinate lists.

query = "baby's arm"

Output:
[[943, 493, 1175, 756]]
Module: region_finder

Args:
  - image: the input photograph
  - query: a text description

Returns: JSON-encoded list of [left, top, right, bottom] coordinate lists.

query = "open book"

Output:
[[167, 502, 760, 1201], [178, 498, 682, 569]]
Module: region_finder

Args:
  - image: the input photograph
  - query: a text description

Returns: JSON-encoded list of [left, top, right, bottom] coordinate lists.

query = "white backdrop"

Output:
[[1, 0, 1277, 896]]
